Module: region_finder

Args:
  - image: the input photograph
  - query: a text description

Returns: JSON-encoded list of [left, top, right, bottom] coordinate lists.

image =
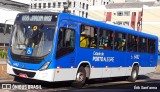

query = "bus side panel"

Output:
[[118, 52, 157, 76], [126, 53, 157, 75], [76, 49, 129, 79], [53, 20, 78, 81], [109, 51, 127, 77]]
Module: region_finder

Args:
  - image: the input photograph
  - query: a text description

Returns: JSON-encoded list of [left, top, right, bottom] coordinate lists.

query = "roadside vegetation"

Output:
[[0, 49, 7, 59]]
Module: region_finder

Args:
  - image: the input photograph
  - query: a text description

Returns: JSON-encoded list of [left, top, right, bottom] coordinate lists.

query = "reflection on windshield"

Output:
[[11, 23, 55, 57]]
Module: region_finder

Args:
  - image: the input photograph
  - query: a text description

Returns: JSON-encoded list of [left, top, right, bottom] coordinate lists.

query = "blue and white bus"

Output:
[[7, 12, 158, 87]]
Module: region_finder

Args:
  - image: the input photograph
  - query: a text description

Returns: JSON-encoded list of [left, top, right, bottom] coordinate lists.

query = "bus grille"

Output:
[[11, 53, 44, 64], [13, 69, 36, 78]]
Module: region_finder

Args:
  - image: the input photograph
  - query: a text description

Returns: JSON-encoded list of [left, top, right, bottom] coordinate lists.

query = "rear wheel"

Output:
[[72, 66, 86, 88], [128, 66, 139, 82]]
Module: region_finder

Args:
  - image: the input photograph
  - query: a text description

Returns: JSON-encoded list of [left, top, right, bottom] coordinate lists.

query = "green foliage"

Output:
[[0, 49, 8, 59]]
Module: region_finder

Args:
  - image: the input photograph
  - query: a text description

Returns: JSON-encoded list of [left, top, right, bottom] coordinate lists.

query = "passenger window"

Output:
[[138, 37, 147, 53], [127, 34, 138, 52], [114, 32, 126, 51], [56, 28, 75, 59], [80, 25, 97, 48], [99, 28, 114, 50], [148, 39, 156, 54]]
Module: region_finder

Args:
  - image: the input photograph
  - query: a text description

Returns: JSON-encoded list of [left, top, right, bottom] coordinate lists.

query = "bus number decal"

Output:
[[92, 51, 114, 62], [131, 54, 140, 60]]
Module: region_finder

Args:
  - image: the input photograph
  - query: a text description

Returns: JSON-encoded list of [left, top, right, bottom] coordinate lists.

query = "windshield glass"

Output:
[[11, 23, 55, 57]]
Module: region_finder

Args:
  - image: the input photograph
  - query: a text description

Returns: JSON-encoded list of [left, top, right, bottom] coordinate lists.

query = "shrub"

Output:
[[0, 50, 8, 59], [0, 50, 2, 58]]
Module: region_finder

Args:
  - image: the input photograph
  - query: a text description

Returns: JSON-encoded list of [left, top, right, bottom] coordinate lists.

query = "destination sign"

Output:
[[21, 15, 53, 22], [16, 14, 58, 22]]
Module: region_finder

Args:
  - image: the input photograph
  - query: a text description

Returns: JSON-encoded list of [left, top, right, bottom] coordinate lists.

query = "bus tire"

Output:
[[128, 66, 139, 82], [72, 66, 86, 88]]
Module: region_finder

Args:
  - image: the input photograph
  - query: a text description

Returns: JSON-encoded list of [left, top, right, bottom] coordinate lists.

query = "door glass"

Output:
[[56, 28, 75, 59]]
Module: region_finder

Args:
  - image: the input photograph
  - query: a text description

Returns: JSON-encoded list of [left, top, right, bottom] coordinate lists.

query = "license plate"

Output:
[[19, 73, 28, 78]]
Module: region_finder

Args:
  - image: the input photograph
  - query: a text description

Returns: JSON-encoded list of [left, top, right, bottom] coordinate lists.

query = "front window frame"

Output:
[[10, 22, 56, 58]]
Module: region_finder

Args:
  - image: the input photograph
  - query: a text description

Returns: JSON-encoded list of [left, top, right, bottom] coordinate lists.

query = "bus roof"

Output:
[[17, 12, 158, 40], [58, 13, 158, 40]]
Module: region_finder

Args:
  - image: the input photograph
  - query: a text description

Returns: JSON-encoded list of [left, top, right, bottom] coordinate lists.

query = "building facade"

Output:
[[113, 0, 158, 3], [105, 8, 143, 31], [142, 6, 160, 51], [88, 5, 107, 21], [112, 0, 126, 3], [90, 0, 112, 6], [88, 2, 155, 30], [88, 1, 160, 51], [30, 0, 113, 18]]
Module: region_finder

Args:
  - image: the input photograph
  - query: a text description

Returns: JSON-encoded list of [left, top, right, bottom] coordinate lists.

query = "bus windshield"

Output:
[[11, 23, 55, 57]]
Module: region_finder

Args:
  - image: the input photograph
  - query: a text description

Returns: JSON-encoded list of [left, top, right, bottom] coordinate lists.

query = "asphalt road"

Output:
[[0, 71, 160, 92]]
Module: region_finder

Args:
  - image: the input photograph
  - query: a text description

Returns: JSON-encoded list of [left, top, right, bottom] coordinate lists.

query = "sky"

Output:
[[11, 0, 31, 4]]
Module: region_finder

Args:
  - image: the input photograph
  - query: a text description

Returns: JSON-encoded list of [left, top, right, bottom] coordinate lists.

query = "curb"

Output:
[[0, 80, 14, 82], [0, 62, 6, 65], [0, 58, 7, 65], [156, 65, 160, 72]]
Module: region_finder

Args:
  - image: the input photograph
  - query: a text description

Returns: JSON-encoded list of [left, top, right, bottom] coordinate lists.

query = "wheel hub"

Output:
[[76, 72, 84, 82], [132, 70, 137, 79]]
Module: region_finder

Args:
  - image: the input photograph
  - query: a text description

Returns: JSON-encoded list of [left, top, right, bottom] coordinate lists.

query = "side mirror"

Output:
[[4, 24, 8, 35], [4, 24, 13, 35], [4, 19, 14, 35]]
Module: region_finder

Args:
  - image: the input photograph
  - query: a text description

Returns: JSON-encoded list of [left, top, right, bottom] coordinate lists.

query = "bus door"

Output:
[[54, 20, 77, 81]]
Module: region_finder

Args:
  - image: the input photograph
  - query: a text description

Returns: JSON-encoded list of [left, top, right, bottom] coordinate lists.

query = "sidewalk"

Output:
[[156, 66, 160, 71], [0, 59, 6, 63], [0, 59, 13, 80]]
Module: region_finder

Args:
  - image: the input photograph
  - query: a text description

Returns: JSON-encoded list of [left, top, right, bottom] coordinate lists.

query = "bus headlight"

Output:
[[39, 61, 51, 71]]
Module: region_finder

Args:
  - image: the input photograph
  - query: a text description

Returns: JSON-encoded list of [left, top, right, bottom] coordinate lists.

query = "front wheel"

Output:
[[71, 66, 86, 88], [128, 66, 139, 82]]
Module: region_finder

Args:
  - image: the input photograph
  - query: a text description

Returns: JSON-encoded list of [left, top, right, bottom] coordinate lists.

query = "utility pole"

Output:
[[63, 0, 70, 13], [140, 6, 143, 32]]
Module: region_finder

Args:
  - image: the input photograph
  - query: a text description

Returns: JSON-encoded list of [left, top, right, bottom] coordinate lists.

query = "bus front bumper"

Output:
[[7, 64, 55, 82]]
